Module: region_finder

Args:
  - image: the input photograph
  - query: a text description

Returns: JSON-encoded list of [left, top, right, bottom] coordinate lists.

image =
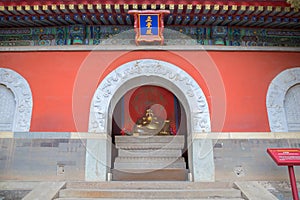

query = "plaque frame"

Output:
[[128, 10, 170, 45]]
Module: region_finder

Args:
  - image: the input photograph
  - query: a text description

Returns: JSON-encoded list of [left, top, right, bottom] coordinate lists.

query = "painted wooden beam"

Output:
[[78, 4, 86, 13], [96, 4, 103, 13], [123, 4, 129, 13], [42, 5, 52, 14], [221, 15, 232, 25], [125, 14, 132, 25], [197, 16, 207, 25], [175, 15, 182, 25], [114, 4, 120, 13], [100, 14, 108, 25], [244, 6, 255, 15], [142, 4, 147, 10], [205, 16, 216, 25], [8, 6, 19, 15], [64, 15, 75, 25], [189, 16, 199, 25], [59, 4, 69, 14], [169, 4, 175, 13], [74, 14, 84, 24], [108, 14, 116, 24], [253, 6, 264, 15], [182, 15, 190, 25], [117, 14, 124, 25], [91, 14, 101, 24], [177, 4, 184, 14], [87, 4, 95, 13], [227, 5, 237, 15], [167, 15, 174, 25], [236, 5, 246, 15], [212, 16, 224, 25], [219, 5, 228, 15], [194, 5, 201, 14], [203, 4, 211, 14], [51, 5, 61, 14], [211, 5, 220, 14], [186, 4, 193, 14]]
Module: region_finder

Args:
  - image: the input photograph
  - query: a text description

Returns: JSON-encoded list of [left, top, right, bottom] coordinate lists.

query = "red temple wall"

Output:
[[0, 50, 299, 132]]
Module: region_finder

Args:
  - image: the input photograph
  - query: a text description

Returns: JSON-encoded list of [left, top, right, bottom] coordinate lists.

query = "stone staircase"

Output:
[[55, 181, 245, 200], [112, 135, 187, 181]]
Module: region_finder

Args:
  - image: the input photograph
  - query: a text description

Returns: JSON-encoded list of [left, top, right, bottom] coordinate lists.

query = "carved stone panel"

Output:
[[267, 67, 300, 132], [0, 68, 33, 132], [0, 84, 15, 131], [285, 84, 300, 132]]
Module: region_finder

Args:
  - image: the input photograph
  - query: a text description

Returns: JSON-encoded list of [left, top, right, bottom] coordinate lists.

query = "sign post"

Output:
[[128, 10, 170, 45], [267, 148, 300, 200]]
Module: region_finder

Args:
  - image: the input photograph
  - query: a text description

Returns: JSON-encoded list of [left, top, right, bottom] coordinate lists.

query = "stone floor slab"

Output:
[[22, 182, 66, 200], [234, 181, 278, 200]]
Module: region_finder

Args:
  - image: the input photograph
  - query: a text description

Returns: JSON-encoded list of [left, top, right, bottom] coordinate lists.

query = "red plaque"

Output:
[[128, 10, 170, 45], [267, 148, 300, 166]]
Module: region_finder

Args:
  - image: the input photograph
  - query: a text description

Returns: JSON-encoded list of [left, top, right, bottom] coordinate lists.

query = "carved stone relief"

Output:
[[285, 84, 300, 132], [0, 68, 33, 132], [266, 67, 300, 132], [0, 84, 15, 131], [88, 59, 211, 134]]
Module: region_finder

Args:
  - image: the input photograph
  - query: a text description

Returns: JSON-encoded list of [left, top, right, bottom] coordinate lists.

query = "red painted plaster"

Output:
[[0, 50, 299, 132]]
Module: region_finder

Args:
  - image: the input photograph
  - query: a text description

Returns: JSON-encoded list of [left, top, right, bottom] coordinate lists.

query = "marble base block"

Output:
[[113, 135, 187, 180]]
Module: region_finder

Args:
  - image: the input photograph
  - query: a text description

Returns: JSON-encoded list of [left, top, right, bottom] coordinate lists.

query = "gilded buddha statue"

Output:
[[132, 108, 171, 136]]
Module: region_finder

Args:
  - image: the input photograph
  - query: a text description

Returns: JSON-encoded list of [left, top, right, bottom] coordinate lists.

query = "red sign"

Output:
[[267, 148, 300, 166]]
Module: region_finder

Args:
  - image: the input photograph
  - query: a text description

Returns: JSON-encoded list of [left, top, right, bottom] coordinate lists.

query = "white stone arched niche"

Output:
[[0, 68, 33, 132], [87, 59, 213, 182], [89, 59, 211, 134], [266, 67, 300, 132]]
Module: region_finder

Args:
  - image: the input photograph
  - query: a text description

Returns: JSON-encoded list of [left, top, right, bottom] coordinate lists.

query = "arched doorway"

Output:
[[88, 59, 213, 181], [111, 85, 188, 180]]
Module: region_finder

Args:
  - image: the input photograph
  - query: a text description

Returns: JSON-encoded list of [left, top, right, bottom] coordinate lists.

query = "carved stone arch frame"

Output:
[[266, 67, 300, 132], [89, 59, 211, 134], [88, 59, 212, 181], [0, 68, 33, 132]]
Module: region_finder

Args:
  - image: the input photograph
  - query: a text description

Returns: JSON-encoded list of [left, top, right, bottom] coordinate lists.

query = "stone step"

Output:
[[111, 169, 187, 181], [115, 135, 184, 143], [115, 157, 185, 162], [118, 149, 182, 158], [56, 198, 245, 200], [116, 143, 184, 150], [114, 157, 186, 170], [58, 188, 242, 199], [115, 136, 184, 150], [65, 181, 235, 190]]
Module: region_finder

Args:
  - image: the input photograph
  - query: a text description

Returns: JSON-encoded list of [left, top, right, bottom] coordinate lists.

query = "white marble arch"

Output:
[[0, 68, 33, 132], [89, 59, 211, 134], [266, 67, 300, 132], [88, 59, 213, 182]]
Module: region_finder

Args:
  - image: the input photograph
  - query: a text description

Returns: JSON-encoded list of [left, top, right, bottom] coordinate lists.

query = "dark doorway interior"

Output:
[[111, 85, 188, 180]]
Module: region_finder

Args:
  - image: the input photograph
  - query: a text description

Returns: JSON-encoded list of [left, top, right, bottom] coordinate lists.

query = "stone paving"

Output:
[[260, 181, 300, 200]]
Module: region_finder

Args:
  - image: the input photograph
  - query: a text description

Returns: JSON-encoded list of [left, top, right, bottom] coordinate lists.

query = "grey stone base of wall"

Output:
[[0, 132, 299, 182]]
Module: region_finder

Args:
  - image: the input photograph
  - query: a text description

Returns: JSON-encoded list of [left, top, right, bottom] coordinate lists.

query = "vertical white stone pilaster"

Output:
[[192, 137, 215, 182], [85, 134, 111, 181]]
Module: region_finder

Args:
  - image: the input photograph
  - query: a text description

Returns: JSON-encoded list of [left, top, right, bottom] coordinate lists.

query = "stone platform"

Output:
[[2, 180, 291, 200], [113, 135, 187, 181]]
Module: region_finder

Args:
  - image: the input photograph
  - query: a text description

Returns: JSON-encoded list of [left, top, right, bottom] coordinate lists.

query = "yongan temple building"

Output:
[[0, 0, 300, 199]]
